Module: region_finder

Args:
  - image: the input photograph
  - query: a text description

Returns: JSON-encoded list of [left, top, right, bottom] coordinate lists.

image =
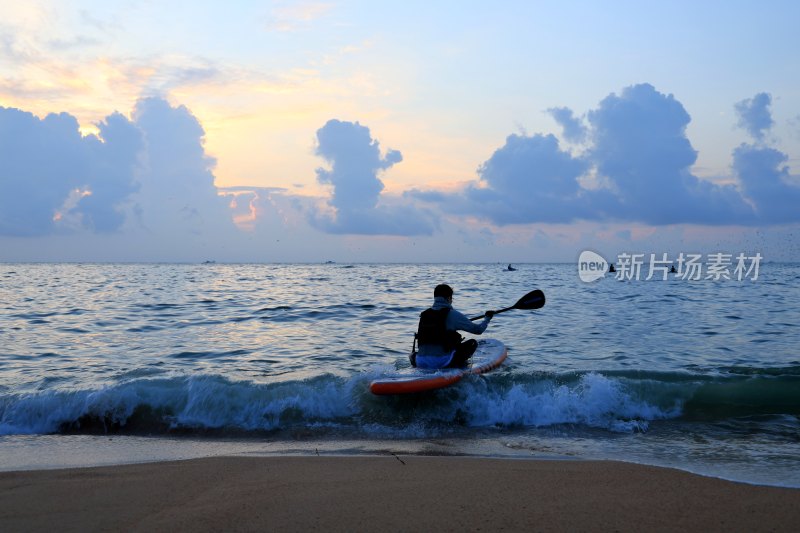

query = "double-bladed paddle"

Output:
[[469, 289, 546, 321]]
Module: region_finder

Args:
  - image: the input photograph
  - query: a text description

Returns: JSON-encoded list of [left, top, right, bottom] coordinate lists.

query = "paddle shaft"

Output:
[[470, 306, 513, 321], [468, 289, 545, 321]]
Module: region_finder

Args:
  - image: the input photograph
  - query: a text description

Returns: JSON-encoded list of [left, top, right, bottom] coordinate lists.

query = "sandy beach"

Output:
[[1, 456, 798, 532]]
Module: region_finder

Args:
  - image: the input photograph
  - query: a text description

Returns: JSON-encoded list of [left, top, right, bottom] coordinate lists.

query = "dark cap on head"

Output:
[[434, 284, 453, 299]]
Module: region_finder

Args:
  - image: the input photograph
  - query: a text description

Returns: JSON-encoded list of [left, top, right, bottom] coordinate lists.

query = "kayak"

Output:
[[369, 339, 507, 395]]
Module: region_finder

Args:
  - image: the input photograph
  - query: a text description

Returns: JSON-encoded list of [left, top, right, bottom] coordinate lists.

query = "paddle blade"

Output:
[[468, 289, 546, 321], [513, 289, 545, 310]]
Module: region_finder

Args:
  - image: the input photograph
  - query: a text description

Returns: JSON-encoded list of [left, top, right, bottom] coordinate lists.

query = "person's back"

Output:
[[412, 284, 493, 369]]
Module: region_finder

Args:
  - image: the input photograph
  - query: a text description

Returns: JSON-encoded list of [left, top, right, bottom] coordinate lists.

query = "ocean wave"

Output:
[[460, 372, 678, 432], [2, 369, 798, 438], [0, 374, 359, 436]]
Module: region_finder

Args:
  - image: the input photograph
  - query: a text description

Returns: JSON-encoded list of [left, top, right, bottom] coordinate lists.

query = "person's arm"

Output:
[[448, 308, 493, 335]]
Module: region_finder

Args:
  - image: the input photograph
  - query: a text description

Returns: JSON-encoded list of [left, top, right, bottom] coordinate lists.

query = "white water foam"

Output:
[[462, 372, 680, 432]]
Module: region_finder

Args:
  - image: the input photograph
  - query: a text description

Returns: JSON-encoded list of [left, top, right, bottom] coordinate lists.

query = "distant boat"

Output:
[[324, 260, 336, 264], [202, 260, 216, 264]]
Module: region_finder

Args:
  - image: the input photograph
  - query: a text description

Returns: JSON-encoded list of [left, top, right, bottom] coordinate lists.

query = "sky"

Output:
[[1, 0, 799, 263]]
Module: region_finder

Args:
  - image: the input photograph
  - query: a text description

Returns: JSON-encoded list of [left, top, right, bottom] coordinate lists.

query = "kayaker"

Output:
[[410, 284, 494, 369]]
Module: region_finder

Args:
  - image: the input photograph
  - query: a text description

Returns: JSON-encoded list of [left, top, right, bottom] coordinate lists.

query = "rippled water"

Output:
[[1, 263, 799, 485]]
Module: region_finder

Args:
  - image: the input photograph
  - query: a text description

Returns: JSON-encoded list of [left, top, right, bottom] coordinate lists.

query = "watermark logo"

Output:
[[578, 251, 762, 282], [578, 250, 608, 282]]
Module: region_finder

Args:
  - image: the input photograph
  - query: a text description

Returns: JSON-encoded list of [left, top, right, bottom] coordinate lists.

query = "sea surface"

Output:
[[1, 262, 798, 486]]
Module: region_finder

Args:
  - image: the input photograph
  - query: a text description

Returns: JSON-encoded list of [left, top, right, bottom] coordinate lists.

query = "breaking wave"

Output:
[[2, 367, 798, 437]]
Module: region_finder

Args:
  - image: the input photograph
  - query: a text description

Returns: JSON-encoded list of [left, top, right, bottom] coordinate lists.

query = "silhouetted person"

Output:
[[411, 284, 494, 369]]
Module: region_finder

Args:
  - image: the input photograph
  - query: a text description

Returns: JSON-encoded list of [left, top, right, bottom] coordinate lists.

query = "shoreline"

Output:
[[2, 455, 798, 531], [3, 433, 799, 489], [0, 433, 573, 473]]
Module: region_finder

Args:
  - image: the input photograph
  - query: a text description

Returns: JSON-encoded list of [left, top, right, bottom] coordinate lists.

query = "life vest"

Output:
[[416, 308, 462, 351]]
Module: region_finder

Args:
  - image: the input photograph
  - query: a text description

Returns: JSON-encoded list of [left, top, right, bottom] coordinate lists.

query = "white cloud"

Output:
[[309, 119, 437, 236]]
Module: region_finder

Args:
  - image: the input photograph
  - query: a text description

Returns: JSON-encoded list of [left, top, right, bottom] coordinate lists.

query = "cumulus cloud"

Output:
[[129, 97, 238, 238], [0, 96, 248, 250], [547, 106, 587, 144], [585, 83, 753, 225], [730, 92, 800, 224], [0, 106, 142, 236], [3, 84, 798, 263], [734, 92, 773, 142], [314, 119, 398, 211], [733, 144, 800, 224], [76, 113, 144, 231], [415, 83, 798, 226], [463, 132, 589, 224], [310, 119, 436, 235]]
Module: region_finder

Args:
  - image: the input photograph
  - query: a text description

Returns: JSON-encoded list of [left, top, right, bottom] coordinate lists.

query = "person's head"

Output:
[[434, 284, 453, 301]]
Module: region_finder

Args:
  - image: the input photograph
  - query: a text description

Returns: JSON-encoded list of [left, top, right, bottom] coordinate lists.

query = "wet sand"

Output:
[[1, 456, 798, 532]]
